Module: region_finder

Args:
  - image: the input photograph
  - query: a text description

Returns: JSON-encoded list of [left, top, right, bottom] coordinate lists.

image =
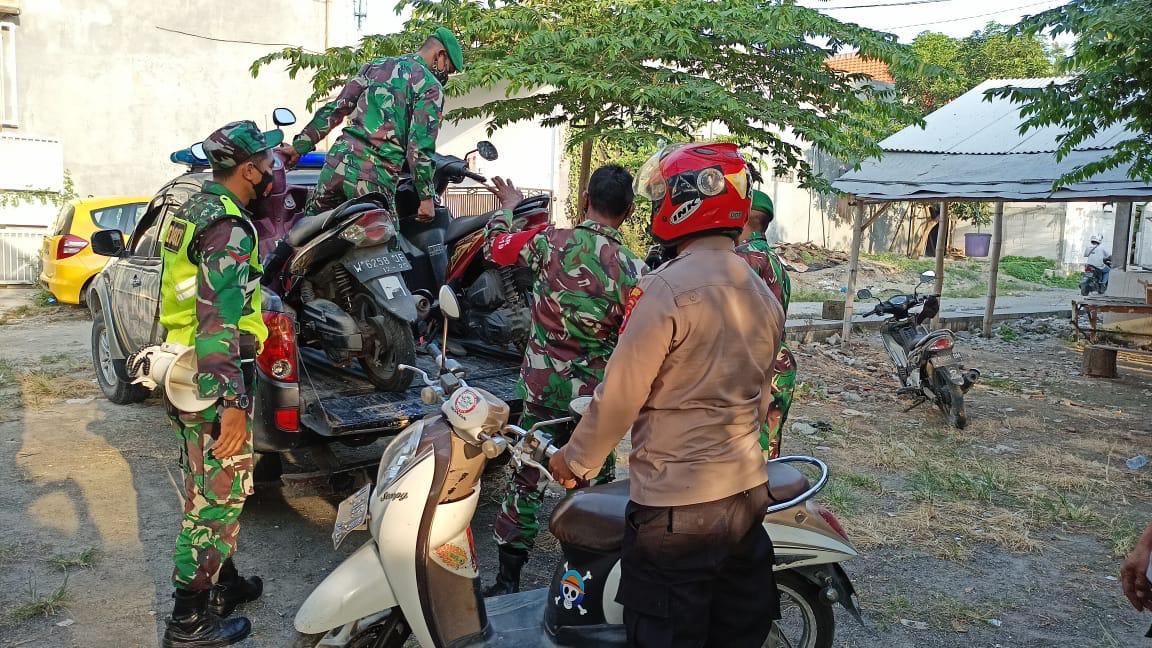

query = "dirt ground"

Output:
[[1, 289, 1152, 647]]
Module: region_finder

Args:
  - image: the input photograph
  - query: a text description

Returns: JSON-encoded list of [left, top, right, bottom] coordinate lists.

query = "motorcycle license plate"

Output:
[[344, 249, 412, 282], [332, 483, 371, 550]]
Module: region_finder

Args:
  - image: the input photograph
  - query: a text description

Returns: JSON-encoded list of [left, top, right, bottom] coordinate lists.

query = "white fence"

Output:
[[0, 228, 43, 284]]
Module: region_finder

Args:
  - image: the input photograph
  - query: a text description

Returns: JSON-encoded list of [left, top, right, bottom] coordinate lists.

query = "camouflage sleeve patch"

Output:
[[193, 220, 254, 399], [406, 63, 444, 199], [295, 64, 371, 155]]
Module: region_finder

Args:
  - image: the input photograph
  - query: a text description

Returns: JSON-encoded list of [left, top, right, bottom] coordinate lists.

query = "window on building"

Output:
[[0, 22, 15, 127]]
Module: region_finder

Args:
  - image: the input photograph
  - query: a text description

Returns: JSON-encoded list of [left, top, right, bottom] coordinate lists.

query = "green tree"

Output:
[[895, 22, 1056, 115], [252, 0, 923, 194], [987, 0, 1152, 186]]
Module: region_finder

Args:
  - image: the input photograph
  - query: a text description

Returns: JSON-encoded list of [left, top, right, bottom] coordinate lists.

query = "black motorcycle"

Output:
[[263, 193, 418, 392], [857, 271, 980, 429], [391, 143, 549, 355]]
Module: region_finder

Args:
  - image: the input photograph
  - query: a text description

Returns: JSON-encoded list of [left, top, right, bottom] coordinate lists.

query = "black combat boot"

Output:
[[162, 588, 251, 648], [208, 559, 264, 618], [482, 546, 528, 597]]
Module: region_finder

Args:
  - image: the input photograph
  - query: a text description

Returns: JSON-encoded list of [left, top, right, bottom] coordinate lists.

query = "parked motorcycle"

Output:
[[858, 271, 980, 429], [1079, 260, 1111, 296], [292, 287, 862, 648], [392, 144, 550, 354], [261, 192, 418, 392]]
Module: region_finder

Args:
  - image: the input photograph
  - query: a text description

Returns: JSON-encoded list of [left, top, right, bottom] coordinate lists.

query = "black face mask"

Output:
[[433, 55, 451, 87], [250, 168, 274, 211]]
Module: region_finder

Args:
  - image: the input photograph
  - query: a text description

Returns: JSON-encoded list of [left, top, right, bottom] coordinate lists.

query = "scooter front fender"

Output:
[[295, 539, 397, 635]]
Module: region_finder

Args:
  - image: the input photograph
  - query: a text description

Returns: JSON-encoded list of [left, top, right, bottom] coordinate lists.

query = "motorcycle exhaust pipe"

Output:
[[962, 368, 980, 392]]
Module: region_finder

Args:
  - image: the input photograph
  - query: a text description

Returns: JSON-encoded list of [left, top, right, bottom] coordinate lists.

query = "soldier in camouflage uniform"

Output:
[[282, 27, 464, 225], [157, 121, 277, 648], [735, 190, 797, 459], [481, 166, 648, 596]]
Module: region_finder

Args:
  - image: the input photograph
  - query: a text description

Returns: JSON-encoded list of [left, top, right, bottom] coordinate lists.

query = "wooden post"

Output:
[[841, 200, 866, 348], [932, 202, 949, 327], [1082, 346, 1118, 378], [1112, 201, 1133, 273], [982, 202, 1005, 338]]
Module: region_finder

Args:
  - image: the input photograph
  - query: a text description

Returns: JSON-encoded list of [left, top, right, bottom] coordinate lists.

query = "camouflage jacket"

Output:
[[291, 54, 444, 199], [485, 212, 648, 410], [160, 182, 265, 400], [735, 232, 791, 313]]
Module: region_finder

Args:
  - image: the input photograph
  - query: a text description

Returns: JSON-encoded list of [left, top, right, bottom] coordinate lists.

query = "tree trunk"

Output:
[[1082, 346, 1117, 378], [932, 202, 949, 327], [576, 138, 594, 199], [841, 200, 866, 349], [982, 202, 1005, 338]]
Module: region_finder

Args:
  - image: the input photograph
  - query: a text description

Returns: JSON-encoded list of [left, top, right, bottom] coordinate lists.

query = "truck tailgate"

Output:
[[298, 348, 521, 438]]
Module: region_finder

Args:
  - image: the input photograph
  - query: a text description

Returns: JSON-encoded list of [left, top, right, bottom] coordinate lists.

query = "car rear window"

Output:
[[50, 204, 75, 236], [91, 203, 147, 232]]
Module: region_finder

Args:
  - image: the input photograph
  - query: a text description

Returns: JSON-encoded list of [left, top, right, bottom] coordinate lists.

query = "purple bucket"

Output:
[[964, 232, 992, 257]]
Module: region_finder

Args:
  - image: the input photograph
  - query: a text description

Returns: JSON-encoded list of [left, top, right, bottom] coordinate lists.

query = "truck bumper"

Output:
[[252, 368, 305, 453]]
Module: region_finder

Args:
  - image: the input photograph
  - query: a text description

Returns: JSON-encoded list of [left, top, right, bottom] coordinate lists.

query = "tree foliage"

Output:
[[985, 0, 1152, 187], [895, 23, 1057, 115], [252, 0, 924, 193]]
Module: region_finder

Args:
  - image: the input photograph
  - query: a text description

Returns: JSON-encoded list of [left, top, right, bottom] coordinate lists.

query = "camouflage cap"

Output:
[[201, 120, 284, 172]]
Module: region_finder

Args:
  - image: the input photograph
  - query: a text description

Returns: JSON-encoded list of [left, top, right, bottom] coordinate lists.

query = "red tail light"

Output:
[[258, 311, 298, 383], [341, 209, 394, 246], [930, 336, 953, 351], [1084, 265, 1095, 272], [274, 407, 299, 433], [816, 504, 851, 542], [56, 234, 89, 259]]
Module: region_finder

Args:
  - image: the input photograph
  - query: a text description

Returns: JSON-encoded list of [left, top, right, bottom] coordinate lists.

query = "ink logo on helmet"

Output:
[[451, 388, 480, 416]]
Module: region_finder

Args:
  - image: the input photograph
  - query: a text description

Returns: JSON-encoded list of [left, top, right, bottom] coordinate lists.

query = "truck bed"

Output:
[[297, 346, 522, 439]]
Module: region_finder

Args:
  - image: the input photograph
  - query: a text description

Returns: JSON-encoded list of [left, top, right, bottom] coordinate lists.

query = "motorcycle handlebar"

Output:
[[463, 170, 488, 183]]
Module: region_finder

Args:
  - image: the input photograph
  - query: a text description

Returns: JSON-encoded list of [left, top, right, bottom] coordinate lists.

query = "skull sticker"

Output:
[[553, 562, 593, 616]]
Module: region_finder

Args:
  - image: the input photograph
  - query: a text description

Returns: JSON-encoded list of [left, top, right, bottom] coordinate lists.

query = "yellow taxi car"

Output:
[[39, 196, 150, 304]]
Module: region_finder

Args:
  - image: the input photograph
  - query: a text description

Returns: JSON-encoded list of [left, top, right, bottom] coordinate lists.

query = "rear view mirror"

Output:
[[569, 396, 592, 419], [439, 285, 461, 320], [91, 229, 126, 257], [273, 107, 296, 127], [920, 270, 936, 284], [856, 288, 873, 300], [476, 141, 498, 161], [190, 142, 206, 160]]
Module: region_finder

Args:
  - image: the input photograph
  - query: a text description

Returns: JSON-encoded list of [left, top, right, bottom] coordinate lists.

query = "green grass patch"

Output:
[[999, 255, 1081, 289], [980, 375, 1022, 391], [839, 471, 882, 493], [48, 548, 98, 572], [1107, 517, 1145, 558], [32, 288, 55, 307], [997, 324, 1020, 342], [819, 479, 862, 516], [863, 252, 934, 273], [7, 575, 70, 622], [907, 462, 1015, 504], [793, 381, 827, 401], [791, 289, 842, 303]]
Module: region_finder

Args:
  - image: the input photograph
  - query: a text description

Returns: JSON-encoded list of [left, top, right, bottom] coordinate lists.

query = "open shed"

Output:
[[831, 78, 1152, 346]]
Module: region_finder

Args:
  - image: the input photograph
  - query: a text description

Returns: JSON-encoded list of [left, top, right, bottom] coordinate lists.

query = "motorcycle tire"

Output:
[[768, 571, 835, 648], [354, 294, 416, 393], [1080, 280, 1092, 297], [292, 608, 410, 648], [930, 365, 967, 430]]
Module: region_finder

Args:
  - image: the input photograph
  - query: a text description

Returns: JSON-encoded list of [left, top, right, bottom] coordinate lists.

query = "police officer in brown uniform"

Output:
[[550, 143, 785, 647]]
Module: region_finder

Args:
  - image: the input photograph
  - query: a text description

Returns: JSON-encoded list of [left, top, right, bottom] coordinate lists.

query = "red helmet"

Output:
[[635, 142, 751, 243]]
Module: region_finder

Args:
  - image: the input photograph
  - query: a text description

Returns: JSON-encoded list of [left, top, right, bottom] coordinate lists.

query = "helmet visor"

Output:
[[634, 148, 669, 202]]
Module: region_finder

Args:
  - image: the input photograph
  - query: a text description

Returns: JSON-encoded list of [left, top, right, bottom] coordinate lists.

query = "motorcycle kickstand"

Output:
[[903, 397, 928, 412]]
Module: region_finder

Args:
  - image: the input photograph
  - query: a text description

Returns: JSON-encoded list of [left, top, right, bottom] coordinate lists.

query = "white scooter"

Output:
[[294, 287, 863, 648]]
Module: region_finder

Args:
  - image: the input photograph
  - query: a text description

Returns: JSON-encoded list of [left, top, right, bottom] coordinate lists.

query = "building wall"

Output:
[[3, 0, 330, 225]]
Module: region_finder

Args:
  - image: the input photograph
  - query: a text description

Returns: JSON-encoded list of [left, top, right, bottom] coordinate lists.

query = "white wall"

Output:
[[6, 0, 330, 222]]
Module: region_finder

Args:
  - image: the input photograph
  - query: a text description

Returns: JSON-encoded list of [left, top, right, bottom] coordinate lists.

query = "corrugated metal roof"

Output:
[[835, 151, 1152, 201], [831, 77, 1151, 201], [880, 78, 1133, 155]]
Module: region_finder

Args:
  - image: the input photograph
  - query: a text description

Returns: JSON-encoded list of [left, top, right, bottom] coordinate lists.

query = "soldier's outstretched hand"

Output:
[[276, 143, 301, 168], [486, 176, 524, 210]]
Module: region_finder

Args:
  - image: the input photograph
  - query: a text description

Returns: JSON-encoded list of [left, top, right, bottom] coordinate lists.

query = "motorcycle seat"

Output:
[[445, 212, 492, 245], [548, 462, 811, 553], [286, 200, 382, 247]]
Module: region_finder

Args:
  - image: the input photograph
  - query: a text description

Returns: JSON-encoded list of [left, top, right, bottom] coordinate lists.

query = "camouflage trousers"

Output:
[[305, 141, 399, 216], [168, 399, 254, 591], [493, 403, 616, 551], [761, 342, 797, 460]]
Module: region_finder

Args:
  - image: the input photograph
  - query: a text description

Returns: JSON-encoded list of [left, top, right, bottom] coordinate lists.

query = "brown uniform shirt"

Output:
[[564, 235, 785, 507]]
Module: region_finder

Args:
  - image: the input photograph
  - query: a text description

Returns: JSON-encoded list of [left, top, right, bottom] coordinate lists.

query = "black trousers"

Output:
[[617, 486, 777, 648]]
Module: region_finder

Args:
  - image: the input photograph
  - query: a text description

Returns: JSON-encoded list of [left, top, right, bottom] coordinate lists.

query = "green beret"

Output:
[[433, 27, 465, 72], [751, 189, 773, 217]]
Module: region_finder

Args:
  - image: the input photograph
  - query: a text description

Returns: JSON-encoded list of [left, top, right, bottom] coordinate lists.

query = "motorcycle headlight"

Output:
[[376, 421, 425, 490]]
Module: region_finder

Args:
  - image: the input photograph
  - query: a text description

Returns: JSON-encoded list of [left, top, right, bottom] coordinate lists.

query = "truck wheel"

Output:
[[355, 295, 415, 393], [92, 317, 148, 405]]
